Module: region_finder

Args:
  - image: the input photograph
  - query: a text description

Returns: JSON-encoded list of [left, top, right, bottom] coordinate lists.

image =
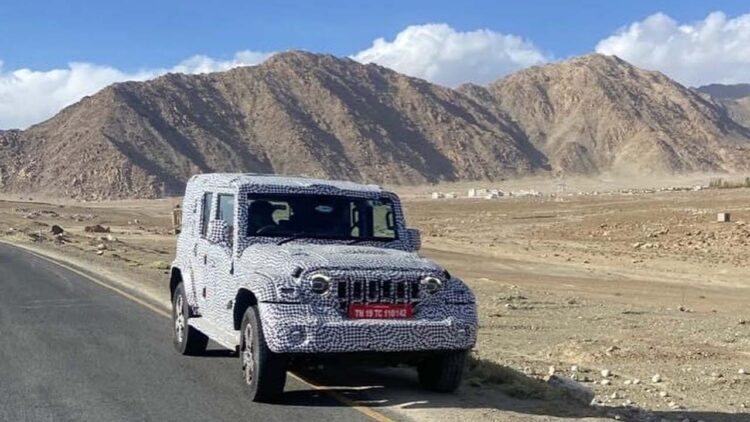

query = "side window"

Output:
[[372, 200, 396, 239], [217, 194, 235, 237], [200, 193, 213, 238]]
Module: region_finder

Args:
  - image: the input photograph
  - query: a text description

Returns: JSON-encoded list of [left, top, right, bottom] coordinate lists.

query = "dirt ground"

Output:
[[1, 181, 749, 422]]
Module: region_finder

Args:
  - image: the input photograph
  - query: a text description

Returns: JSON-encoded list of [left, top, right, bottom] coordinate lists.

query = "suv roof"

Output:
[[188, 173, 383, 193]]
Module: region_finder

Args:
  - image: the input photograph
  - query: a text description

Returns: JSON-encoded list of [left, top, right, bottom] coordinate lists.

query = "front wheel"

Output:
[[240, 306, 288, 402], [417, 350, 468, 393], [172, 283, 208, 355]]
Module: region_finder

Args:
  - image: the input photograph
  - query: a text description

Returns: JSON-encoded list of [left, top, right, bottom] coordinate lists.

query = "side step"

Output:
[[188, 318, 240, 350]]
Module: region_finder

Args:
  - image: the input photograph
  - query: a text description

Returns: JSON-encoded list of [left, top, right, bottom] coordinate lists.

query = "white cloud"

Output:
[[170, 50, 273, 75], [0, 50, 272, 129], [596, 11, 750, 87], [352, 23, 549, 87]]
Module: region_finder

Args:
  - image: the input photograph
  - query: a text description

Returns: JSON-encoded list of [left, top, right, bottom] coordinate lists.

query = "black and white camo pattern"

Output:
[[206, 219, 229, 244], [172, 174, 477, 353]]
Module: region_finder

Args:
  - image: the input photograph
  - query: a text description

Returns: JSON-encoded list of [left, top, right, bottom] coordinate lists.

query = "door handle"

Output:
[[203, 255, 207, 265]]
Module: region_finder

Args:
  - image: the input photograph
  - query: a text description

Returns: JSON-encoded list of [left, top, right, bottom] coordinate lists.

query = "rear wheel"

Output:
[[172, 283, 208, 355], [240, 306, 288, 402], [417, 350, 467, 393]]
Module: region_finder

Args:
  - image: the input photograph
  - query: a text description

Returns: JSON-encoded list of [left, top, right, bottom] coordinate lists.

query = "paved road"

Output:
[[0, 243, 375, 422]]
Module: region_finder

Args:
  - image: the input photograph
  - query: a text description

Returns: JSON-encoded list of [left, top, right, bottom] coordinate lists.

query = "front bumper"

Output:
[[258, 302, 477, 354]]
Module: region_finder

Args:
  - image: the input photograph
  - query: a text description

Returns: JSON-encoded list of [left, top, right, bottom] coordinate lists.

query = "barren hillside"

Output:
[[723, 97, 750, 128], [0, 52, 544, 199], [697, 83, 750, 129], [2, 52, 750, 199], [697, 83, 750, 100], [461, 54, 750, 175]]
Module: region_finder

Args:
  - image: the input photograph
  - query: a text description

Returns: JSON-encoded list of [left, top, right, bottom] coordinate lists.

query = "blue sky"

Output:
[[2, 1, 750, 129], [2, 0, 748, 71]]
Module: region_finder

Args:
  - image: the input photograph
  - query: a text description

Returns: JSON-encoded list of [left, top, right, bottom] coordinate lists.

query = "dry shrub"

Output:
[[147, 260, 171, 270], [465, 354, 566, 401]]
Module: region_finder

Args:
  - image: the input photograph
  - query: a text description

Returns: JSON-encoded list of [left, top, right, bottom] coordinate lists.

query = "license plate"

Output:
[[347, 303, 414, 319]]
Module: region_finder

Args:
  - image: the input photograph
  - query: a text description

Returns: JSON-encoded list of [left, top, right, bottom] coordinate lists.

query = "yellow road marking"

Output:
[[3, 241, 397, 422], [288, 372, 395, 422]]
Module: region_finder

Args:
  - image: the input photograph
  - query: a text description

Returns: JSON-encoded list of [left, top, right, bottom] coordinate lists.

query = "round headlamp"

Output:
[[310, 273, 331, 295], [421, 276, 443, 294]]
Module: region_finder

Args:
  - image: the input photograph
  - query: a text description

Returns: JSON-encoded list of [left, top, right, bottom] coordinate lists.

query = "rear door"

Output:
[[191, 192, 214, 315], [205, 192, 236, 329]]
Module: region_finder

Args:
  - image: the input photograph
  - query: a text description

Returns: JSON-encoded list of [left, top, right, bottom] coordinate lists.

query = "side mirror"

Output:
[[207, 219, 230, 245], [405, 228, 421, 252]]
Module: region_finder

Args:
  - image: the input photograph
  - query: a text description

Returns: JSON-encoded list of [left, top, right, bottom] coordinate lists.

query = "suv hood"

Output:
[[242, 243, 442, 276]]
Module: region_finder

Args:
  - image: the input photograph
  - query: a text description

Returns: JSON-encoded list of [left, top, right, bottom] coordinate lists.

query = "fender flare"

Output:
[[170, 263, 200, 313]]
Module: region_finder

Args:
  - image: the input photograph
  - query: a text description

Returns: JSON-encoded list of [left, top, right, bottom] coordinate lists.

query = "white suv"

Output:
[[170, 174, 478, 402]]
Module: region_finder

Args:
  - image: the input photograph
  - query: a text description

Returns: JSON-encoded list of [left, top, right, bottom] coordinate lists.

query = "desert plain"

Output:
[[1, 174, 749, 422]]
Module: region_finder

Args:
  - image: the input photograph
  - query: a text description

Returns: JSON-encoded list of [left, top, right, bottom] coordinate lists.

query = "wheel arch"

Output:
[[234, 288, 258, 330], [169, 267, 183, 299]]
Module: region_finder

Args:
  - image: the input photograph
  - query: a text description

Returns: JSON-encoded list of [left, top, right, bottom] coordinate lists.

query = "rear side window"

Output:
[[217, 194, 235, 236], [200, 193, 213, 237]]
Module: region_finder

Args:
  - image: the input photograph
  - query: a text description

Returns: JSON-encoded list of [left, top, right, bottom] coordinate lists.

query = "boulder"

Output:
[[84, 224, 110, 233]]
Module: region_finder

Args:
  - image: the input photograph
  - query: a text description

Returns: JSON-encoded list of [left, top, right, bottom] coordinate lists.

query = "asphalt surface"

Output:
[[0, 243, 375, 422]]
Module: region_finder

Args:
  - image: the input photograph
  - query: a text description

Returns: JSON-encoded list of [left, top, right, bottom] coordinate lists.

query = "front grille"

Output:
[[335, 278, 421, 310]]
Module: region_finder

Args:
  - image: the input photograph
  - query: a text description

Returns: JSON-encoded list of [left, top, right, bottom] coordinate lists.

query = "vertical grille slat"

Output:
[[382, 281, 393, 303], [337, 281, 347, 299], [410, 281, 420, 301], [353, 280, 365, 303], [395, 282, 406, 303], [367, 279, 380, 302]]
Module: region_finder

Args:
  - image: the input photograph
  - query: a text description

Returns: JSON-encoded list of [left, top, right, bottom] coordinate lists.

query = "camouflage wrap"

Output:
[[172, 174, 478, 353]]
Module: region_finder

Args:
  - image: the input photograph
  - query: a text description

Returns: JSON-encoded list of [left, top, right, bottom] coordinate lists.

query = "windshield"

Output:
[[245, 193, 398, 241]]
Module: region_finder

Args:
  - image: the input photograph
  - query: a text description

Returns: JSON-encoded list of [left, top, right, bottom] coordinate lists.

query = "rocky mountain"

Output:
[[696, 83, 750, 129], [722, 97, 750, 128], [697, 83, 750, 100], [0, 52, 546, 199], [2, 52, 750, 199], [459, 55, 750, 175]]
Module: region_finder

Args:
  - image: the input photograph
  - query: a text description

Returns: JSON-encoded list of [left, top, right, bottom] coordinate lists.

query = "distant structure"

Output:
[[555, 172, 567, 201], [511, 189, 542, 198], [468, 188, 505, 199], [431, 191, 457, 199], [172, 203, 182, 234]]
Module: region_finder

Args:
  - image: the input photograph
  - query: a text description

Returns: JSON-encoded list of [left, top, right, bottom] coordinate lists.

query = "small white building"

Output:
[[511, 189, 542, 198], [469, 188, 505, 199]]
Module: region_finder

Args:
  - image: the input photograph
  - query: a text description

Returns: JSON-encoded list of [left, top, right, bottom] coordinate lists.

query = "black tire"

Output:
[[417, 350, 468, 393], [172, 283, 209, 355], [240, 306, 288, 402]]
